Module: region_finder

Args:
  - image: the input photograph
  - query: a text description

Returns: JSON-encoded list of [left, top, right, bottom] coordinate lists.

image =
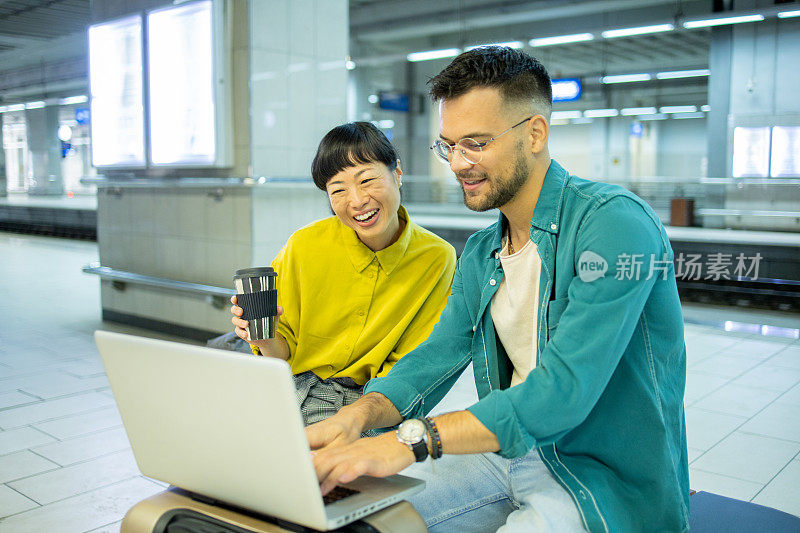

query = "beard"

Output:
[[458, 147, 531, 212]]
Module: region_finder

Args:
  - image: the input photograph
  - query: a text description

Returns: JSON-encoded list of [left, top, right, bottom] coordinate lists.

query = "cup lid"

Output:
[[233, 267, 276, 280]]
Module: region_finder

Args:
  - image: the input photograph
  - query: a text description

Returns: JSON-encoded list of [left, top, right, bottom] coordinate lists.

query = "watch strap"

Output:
[[409, 439, 428, 462]]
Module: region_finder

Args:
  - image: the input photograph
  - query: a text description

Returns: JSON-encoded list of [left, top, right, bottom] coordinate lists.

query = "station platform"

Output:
[[0, 194, 97, 240], [3, 193, 799, 310]]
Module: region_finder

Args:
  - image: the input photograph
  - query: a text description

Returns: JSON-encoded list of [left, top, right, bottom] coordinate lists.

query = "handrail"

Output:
[[698, 208, 800, 218], [82, 263, 235, 299]]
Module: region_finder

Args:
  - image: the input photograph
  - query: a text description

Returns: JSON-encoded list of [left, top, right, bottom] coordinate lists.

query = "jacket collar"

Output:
[[341, 205, 412, 275], [490, 159, 567, 256]]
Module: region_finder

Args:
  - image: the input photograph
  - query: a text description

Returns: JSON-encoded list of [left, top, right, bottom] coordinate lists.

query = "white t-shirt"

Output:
[[490, 234, 542, 387]]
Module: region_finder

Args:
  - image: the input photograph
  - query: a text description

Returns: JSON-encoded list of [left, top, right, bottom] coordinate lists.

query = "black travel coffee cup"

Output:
[[233, 267, 278, 341]]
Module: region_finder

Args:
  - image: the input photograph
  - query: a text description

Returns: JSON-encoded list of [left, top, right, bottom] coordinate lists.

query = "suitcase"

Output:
[[121, 487, 427, 533]]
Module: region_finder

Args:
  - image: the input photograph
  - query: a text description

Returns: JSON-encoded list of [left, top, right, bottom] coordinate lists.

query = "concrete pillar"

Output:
[[707, 16, 800, 179], [706, 26, 732, 180], [0, 113, 6, 197], [25, 105, 64, 196], [249, 0, 348, 178]]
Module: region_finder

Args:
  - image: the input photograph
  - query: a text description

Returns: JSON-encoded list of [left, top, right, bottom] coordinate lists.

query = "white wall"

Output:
[[548, 123, 592, 178], [249, 0, 348, 178], [656, 118, 708, 178], [549, 117, 707, 180]]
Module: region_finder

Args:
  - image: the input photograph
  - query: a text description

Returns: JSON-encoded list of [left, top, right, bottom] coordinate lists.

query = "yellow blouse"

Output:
[[264, 206, 456, 385]]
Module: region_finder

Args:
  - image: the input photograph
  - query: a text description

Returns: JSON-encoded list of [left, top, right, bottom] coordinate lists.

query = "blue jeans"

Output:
[[403, 448, 585, 532]]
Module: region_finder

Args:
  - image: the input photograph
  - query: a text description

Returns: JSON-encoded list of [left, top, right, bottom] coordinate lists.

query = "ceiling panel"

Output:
[[0, 0, 89, 41]]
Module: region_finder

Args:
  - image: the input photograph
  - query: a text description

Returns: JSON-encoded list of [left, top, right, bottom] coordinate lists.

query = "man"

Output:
[[308, 47, 689, 532]]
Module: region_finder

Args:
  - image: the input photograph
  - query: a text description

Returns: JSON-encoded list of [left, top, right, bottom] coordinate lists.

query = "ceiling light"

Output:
[[778, 10, 800, 18], [407, 48, 460, 62], [656, 69, 710, 79], [465, 41, 523, 51], [25, 101, 46, 109], [0, 106, 6, 113], [584, 109, 619, 118], [572, 118, 594, 124], [4, 104, 25, 112], [601, 73, 651, 84], [602, 24, 674, 39], [58, 95, 89, 105], [701, 105, 710, 112], [367, 94, 379, 104], [530, 33, 594, 47], [672, 112, 706, 119], [621, 107, 657, 116], [660, 105, 697, 114], [551, 111, 582, 120], [639, 114, 668, 121], [345, 60, 356, 70], [683, 14, 764, 29]]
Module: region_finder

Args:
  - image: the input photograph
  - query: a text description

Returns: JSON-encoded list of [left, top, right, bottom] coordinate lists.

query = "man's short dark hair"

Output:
[[311, 122, 398, 190], [428, 47, 552, 117]]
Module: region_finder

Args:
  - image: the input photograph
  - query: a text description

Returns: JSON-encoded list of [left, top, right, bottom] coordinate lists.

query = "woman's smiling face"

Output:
[[325, 160, 403, 252]]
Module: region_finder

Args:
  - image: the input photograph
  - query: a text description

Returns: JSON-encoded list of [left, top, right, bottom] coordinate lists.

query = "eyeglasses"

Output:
[[430, 116, 533, 165]]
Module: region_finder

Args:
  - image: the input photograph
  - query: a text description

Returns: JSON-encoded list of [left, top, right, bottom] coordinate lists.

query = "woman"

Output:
[[231, 122, 456, 425]]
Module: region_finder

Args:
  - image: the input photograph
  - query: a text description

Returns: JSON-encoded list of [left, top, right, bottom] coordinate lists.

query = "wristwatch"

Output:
[[396, 419, 428, 462]]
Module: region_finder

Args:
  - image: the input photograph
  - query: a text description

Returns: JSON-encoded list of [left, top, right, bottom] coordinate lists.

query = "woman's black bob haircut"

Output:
[[311, 122, 398, 190]]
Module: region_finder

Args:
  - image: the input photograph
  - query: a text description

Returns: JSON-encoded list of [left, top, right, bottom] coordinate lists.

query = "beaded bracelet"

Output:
[[423, 416, 443, 459]]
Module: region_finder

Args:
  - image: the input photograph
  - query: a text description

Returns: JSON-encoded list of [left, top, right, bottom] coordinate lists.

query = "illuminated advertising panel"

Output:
[[551, 79, 581, 102], [88, 15, 145, 167], [770, 126, 800, 177], [147, 1, 216, 165], [732, 126, 770, 178]]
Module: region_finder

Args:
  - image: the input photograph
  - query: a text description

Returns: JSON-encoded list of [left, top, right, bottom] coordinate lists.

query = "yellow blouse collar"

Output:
[[339, 205, 412, 275]]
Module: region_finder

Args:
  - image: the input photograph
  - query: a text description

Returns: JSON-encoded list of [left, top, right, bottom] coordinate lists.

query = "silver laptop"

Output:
[[94, 330, 424, 531]]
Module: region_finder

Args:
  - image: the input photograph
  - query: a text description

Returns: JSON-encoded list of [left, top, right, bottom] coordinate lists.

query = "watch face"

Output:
[[398, 419, 426, 443]]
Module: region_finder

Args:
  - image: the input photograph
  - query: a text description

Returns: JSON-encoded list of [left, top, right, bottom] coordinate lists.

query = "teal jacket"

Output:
[[365, 160, 690, 532]]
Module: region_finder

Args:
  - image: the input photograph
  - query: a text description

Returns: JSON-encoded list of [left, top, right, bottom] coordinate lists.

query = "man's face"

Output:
[[438, 87, 532, 212]]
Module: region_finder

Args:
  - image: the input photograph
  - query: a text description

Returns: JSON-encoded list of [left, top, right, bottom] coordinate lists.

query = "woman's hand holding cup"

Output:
[[230, 295, 285, 357]]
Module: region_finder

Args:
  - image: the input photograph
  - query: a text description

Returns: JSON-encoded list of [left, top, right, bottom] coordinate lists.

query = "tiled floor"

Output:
[[1, 231, 799, 532]]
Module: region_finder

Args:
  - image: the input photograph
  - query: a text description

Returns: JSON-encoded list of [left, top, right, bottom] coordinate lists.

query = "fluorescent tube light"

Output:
[[465, 41, 523, 51], [672, 112, 705, 119], [530, 33, 594, 47], [621, 107, 657, 116], [778, 10, 800, 18], [58, 95, 89, 105], [639, 114, 668, 121], [551, 111, 582, 120], [5, 104, 25, 112], [572, 118, 594, 124], [25, 101, 46, 109], [602, 73, 651, 84], [0, 106, 6, 113], [660, 105, 697, 114], [701, 105, 710, 112], [683, 14, 764, 29], [602, 24, 674, 39], [407, 48, 460, 62], [656, 69, 710, 79], [584, 108, 619, 118]]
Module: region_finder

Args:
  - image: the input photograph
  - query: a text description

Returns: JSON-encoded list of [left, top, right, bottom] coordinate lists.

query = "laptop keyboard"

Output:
[[323, 486, 360, 505]]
